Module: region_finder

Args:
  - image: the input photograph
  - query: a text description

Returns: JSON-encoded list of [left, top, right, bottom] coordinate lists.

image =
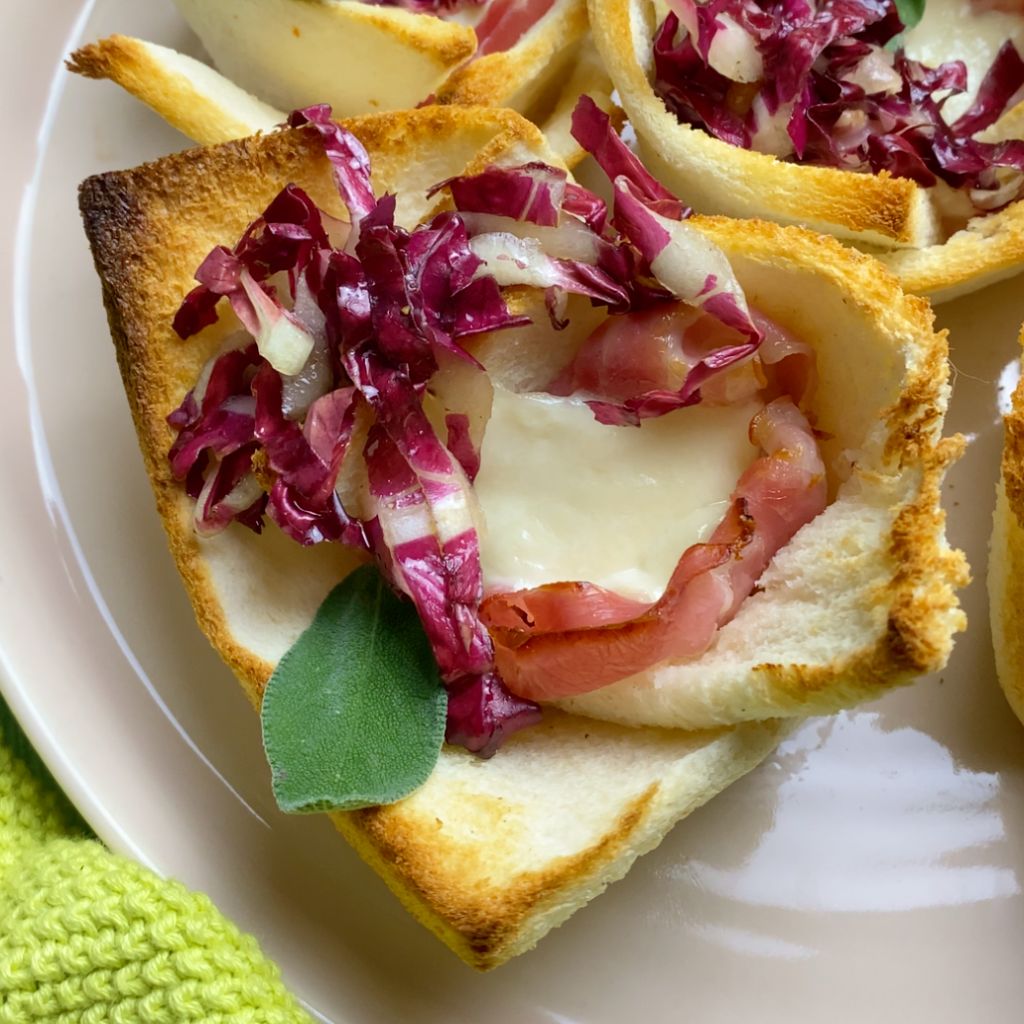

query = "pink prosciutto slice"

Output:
[[549, 300, 816, 415], [481, 581, 649, 635], [483, 397, 828, 702], [474, 0, 558, 56]]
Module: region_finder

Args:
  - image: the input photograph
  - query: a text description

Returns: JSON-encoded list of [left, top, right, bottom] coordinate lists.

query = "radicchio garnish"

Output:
[[168, 105, 538, 755], [287, 106, 376, 230], [444, 672, 543, 757], [168, 98, 784, 754], [424, 97, 764, 425], [652, 0, 1024, 212], [431, 161, 569, 226], [167, 342, 266, 533]]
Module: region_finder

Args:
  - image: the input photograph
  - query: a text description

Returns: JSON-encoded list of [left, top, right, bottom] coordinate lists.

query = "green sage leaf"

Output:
[[894, 0, 925, 29], [261, 564, 447, 813]]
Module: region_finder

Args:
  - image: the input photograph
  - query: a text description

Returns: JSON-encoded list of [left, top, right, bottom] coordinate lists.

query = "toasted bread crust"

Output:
[[66, 18, 604, 170], [588, 0, 1024, 299], [172, 0, 475, 117], [334, 776, 660, 965], [80, 111, 784, 969], [436, 0, 589, 112], [67, 35, 284, 146], [589, 0, 933, 247], [990, 334, 1024, 726], [341, 0, 477, 70], [880, 200, 1024, 303], [331, 716, 778, 968]]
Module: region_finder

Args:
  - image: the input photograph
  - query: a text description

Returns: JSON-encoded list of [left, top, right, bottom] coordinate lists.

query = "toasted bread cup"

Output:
[[172, 0, 477, 118], [434, 0, 588, 112], [68, 13, 614, 166], [989, 334, 1024, 726], [556, 218, 968, 728], [588, 0, 1024, 302], [171, 0, 605, 152], [78, 105, 785, 969]]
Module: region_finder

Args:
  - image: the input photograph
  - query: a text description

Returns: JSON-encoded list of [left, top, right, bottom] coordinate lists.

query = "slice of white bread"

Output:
[[67, 34, 285, 146], [989, 334, 1024, 726], [67, 25, 614, 168], [588, 0, 1024, 301], [77, 106, 784, 969], [169, 0, 592, 126], [879, 203, 1024, 304]]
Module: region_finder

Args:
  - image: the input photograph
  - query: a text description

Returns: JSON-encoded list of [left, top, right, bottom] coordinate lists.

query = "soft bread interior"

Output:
[[78, 108, 782, 970], [172, 0, 476, 118], [989, 338, 1024, 727], [588, 0, 1024, 301]]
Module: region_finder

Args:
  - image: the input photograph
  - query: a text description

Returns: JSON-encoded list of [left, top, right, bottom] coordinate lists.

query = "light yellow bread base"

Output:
[[560, 218, 968, 728], [68, 19, 614, 169], [172, 0, 475, 118], [989, 337, 1024, 726], [78, 107, 783, 969], [67, 34, 284, 146], [589, 0, 1024, 301]]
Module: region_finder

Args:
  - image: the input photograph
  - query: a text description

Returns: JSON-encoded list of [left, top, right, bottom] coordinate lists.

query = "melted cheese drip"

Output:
[[905, 0, 1024, 122], [474, 388, 759, 603]]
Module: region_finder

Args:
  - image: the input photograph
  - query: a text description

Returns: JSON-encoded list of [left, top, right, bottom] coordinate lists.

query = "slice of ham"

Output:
[[482, 581, 649, 637], [549, 301, 816, 416], [483, 397, 827, 701], [474, 0, 558, 56]]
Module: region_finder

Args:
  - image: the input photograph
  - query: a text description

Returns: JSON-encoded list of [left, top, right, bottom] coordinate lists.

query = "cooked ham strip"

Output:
[[483, 397, 827, 701]]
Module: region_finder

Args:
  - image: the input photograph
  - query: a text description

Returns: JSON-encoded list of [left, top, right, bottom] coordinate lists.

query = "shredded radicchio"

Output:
[[167, 100, 764, 754], [652, 0, 1024, 211]]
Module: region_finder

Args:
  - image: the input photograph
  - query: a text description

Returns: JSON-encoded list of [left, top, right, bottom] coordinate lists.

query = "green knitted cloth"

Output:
[[0, 702, 313, 1024]]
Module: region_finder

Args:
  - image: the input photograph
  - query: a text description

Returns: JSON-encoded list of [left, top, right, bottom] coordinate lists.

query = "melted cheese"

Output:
[[474, 388, 759, 602], [905, 0, 1024, 122]]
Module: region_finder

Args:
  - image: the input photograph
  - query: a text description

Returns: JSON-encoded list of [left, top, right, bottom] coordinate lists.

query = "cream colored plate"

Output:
[[2, 2, 1024, 1020]]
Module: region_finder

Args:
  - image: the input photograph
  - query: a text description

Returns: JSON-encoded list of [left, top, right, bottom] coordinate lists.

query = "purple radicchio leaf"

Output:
[[288, 105, 377, 231], [444, 672, 542, 758], [253, 364, 366, 547], [432, 161, 568, 226], [571, 94, 690, 221]]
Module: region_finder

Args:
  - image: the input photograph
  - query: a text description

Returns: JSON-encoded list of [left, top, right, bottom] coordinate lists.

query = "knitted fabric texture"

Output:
[[0, 706, 313, 1024]]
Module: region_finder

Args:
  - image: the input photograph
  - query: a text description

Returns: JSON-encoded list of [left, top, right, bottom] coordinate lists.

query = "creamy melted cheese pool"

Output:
[[905, 0, 1024, 122], [474, 387, 760, 603]]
